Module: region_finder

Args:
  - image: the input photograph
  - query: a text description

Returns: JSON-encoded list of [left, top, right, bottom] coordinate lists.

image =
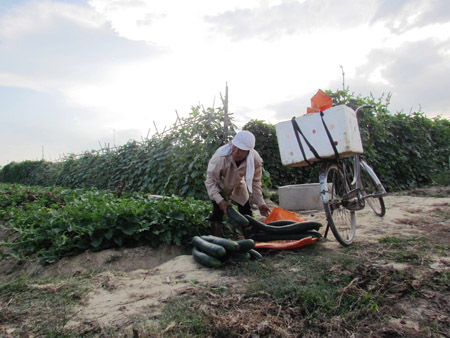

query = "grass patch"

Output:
[[377, 235, 450, 266], [234, 249, 358, 316], [158, 294, 214, 337], [156, 246, 422, 336], [0, 275, 91, 337]]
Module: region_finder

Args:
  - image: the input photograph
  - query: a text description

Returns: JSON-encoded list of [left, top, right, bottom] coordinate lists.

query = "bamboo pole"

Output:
[[220, 82, 229, 144]]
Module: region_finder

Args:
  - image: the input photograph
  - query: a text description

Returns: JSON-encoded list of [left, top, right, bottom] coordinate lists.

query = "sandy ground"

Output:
[[65, 255, 236, 329], [1, 189, 449, 332]]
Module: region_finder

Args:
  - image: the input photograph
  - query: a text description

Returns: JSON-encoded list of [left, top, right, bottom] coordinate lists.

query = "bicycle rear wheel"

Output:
[[360, 164, 386, 217], [322, 164, 356, 246]]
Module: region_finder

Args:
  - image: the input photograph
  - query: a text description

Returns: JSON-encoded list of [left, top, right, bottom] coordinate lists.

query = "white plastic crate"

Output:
[[275, 105, 363, 167]]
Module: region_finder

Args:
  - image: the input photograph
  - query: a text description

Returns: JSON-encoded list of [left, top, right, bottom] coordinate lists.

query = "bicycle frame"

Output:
[[359, 159, 387, 198], [319, 105, 386, 207], [350, 105, 371, 193], [318, 104, 387, 245]]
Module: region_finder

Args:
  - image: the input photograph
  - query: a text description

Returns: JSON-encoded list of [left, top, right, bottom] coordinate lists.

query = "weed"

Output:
[[158, 294, 213, 337], [0, 275, 90, 336], [377, 236, 434, 265]]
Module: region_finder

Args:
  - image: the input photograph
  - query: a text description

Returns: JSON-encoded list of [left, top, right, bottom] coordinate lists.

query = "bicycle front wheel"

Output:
[[360, 164, 386, 217], [322, 164, 356, 246]]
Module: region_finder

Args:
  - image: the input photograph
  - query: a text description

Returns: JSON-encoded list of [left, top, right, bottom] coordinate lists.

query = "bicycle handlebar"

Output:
[[355, 105, 374, 114]]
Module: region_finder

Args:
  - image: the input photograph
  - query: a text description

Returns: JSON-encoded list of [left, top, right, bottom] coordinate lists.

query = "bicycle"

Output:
[[318, 105, 387, 246]]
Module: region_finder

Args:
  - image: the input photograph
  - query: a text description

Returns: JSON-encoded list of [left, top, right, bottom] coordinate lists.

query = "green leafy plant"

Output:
[[0, 183, 211, 264]]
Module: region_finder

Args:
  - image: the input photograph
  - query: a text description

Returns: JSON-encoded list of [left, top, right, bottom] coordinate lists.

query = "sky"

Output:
[[1, 0, 449, 166]]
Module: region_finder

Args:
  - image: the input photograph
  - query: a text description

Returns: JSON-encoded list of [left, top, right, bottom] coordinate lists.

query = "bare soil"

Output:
[[1, 187, 449, 336]]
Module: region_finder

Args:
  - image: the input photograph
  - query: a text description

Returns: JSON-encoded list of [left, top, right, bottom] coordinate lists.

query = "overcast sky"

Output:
[[1, 0, 449, 166]]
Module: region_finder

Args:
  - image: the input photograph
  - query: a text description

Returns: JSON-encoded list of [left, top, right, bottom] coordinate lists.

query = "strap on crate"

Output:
[[319, 111, 340, 160], [291, 117, 322, 166]]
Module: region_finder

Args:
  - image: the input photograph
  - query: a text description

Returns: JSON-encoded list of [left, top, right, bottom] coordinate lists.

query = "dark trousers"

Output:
[[210, 199, 253, 223]]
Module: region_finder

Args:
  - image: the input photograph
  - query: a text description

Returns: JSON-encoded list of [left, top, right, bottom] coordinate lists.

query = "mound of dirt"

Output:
[[66, 254, 235, 330], [0, 244, 189, 282]]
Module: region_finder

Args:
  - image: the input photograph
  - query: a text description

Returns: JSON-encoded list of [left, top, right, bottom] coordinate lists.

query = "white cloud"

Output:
[[0, 71, 47, 91], [373, 0, 450, 32], [87, 0, 261, 46], [0, 0, 154, 90], [0, 1, 104, 40]]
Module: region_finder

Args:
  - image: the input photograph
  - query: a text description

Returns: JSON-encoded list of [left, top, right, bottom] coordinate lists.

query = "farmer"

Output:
[[205, 130, 271, 237]]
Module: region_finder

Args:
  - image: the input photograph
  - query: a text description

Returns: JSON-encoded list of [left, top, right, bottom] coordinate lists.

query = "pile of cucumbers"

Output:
[[192, 235, 263, 268], [243, 214, 323, 241]]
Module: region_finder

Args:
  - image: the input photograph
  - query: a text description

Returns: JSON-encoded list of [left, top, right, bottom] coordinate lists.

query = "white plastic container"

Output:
[[278, 183, 323, 211], [275, 105, 363, 167]]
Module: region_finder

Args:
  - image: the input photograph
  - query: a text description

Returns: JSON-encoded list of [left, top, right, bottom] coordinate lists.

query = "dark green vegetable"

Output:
[[236, 239, 255, 252], [226, 206, 249, 226], [201, 235, 240, 252], [244, 215, 322, 234], [192, 247, 222, 268], [248, 249, 263, 260], [230, 251, 251, 260], [266, 220, 297, 226], [192, 236, 227, 258]]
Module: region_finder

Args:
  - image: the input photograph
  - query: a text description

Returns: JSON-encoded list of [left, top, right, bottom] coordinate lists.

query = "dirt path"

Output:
[[65, 255, 236, 330]]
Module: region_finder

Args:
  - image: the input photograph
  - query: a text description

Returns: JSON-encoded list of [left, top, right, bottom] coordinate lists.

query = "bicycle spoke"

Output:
[[321, 164, 356, 246], [360, 163, 386, 217]]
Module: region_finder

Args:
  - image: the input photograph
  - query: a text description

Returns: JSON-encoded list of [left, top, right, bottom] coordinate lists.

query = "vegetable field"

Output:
[[0, 183, 210, 264]]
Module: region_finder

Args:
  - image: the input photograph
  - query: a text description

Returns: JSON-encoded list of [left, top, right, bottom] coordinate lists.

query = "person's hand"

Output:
[[219, 200, 233, 215], [259, 204, 271, 217]]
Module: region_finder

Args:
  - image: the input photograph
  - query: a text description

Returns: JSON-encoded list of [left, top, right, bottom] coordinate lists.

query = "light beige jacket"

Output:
[[205, 145, 265, 207]]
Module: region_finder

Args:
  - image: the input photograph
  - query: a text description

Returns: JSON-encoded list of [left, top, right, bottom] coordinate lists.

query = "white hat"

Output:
[[231, 130, 255, 151]]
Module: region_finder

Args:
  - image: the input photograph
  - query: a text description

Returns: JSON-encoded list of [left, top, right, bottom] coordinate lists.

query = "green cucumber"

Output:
[[192, 236, 226, 258], [248, 249, 263, 260], [250, 230, 322, 242], [266, 220, 297, 226], [201, 235, 240, 252], [230, 251, 251, 260], [226, 206, 249, 226], [236, 239, 255, 252], [244, 215, 322, 234], [192, 247, 222, 268]]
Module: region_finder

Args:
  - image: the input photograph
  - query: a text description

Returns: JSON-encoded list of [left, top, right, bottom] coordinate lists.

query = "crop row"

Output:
[[0, 183, 211, 264]]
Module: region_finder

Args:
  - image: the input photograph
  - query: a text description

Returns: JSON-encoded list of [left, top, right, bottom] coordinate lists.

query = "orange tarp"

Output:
[[255, 207, 319, 250], [255, 237, 319, 250], [263, 206, 307, 224]]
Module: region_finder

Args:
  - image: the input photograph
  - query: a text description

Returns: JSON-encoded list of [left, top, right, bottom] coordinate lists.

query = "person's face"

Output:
[[231, 145, 249, 162]]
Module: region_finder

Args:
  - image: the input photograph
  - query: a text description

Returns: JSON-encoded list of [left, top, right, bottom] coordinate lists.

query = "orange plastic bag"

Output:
[[263, 207, 307, 224], [306, 89, 333, 114]]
